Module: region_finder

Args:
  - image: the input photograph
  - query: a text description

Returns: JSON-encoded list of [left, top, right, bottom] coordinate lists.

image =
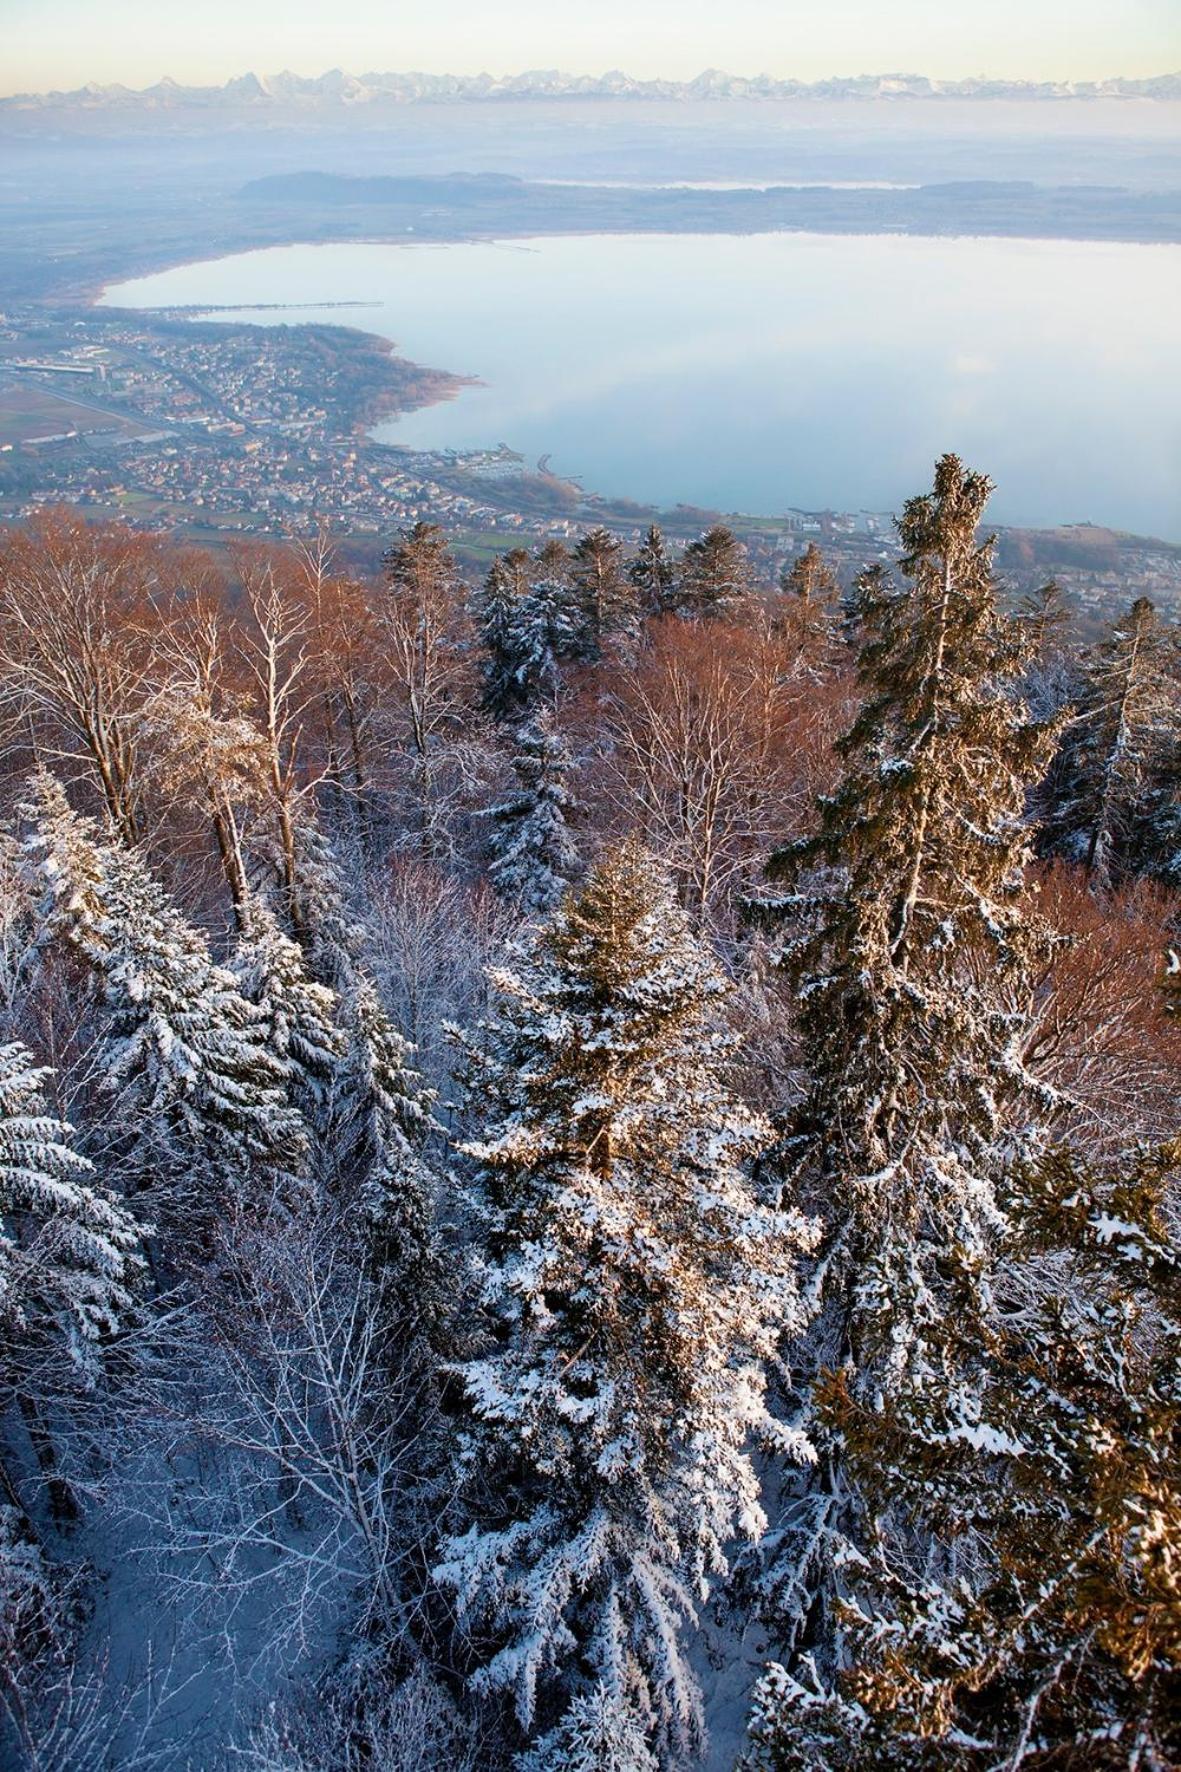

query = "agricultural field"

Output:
[[0, 379, 147, 447]]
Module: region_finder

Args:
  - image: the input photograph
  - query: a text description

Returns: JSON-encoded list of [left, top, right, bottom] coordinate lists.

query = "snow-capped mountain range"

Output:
[[3, 66, 1179, 111]]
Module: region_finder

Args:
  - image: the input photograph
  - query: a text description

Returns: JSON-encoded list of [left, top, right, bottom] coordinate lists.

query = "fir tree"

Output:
[[757, 455, 1057, 1655], [286, 811, 364, 992], [517, 1684, 659, 1772], [535, 539, 571, 582], [778, 543, 840, 664], [571, 527, 636, 658], [0, 1038, 142, 1361], [333, 976, 441, 1326], [515, 569, 581, 710], [483, 713, 579, 914], [438, 844, 816, 1764], [746, 1142, 1181, 1770], [1039, 596, 1179, 887], [1017, 577, 1076, 724], [628, 524, 677, 617], [781, 542, 837, 610], [22, 774, 305, 1222], [383, 519, 457, 601], [477, 550, 531, 720], [1017, 576, 1069, 663], [679, 524, 751, 619], [231, 893, 344, 1140]]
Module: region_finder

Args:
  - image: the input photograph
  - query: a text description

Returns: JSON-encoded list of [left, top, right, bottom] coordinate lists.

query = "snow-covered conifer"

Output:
[[757, 455, 1057, 1652], [1040, 595, 1179, 887], [746, 1140, 1181, 1769], [0, 1038, 141, 1359], [333, 977, 441, 1320], [285, 812, 364, 991], [477, 550, 531, 720], [628, 524, 677, 617], [780, 542, 837, 610], [438, 843, 815, 1764], [776, 543, 840, 665], [231, 893, 344, 1138], [571, 527, 636, 658], [514, 571, 580, 709], [383, 519, 458, 601], [517, 1684, 658, 1772], [483, 713, 579, 914], [22, 775, 305, 1221]]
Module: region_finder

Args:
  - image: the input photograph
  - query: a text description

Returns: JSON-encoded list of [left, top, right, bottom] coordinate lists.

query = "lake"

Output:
[[103, 231, 1181, 538]]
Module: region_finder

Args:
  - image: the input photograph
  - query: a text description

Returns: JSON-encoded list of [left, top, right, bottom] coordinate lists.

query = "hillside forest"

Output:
[[0, 457, 1177, 1770]]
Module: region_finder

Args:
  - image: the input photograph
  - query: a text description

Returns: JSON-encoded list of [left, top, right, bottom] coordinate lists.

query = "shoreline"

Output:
[[92, 229, 1181, 544]]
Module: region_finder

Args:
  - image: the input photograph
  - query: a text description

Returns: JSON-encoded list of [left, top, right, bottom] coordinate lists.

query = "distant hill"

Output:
[[3, 66, 1179, 119]]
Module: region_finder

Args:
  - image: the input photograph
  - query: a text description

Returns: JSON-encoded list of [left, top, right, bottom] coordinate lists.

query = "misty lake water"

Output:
[[103, 232, 1181, 538]]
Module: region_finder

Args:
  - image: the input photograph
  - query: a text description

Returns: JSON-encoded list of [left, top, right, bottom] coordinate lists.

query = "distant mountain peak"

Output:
[[2, 66, 1177, 121]]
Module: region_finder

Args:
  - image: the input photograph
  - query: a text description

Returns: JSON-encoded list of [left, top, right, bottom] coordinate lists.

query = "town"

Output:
[[2, 301, 1179, 628]]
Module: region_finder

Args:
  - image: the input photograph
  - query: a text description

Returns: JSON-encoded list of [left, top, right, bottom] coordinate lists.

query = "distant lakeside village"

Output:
[[2, 298, 1179, 625]]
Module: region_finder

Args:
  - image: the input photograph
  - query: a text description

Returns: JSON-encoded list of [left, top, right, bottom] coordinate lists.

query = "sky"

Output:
[[2, 0, 1178, 96]]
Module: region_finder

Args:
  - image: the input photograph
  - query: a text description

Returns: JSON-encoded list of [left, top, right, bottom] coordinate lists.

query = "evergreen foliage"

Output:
[[438, 844, 816, 1763], [746, 1142, 1181, 1769], [483, 713, 579, 913], [1, 473, 1177, 1770], [571, 527, 636, 658], [781, 542, 837, 609], [1039, 596, 1180, 887], [678, 524, 751, 619], [286, 811, 364, 991], [333, 976, 441, 1322], [517, 1683, 659, 1772], [383, 519, 458, 600], [22, 773, 305, 1218], [515, 569, 581, 709], [477, 550, 531, 720], [0, 1038, 142, 1360], [628, 524, 677, 617], [758, 455, 1057, 1650], [231, 893, 344, 1138]]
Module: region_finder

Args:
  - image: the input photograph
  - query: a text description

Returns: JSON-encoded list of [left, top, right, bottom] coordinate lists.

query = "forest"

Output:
[[0, 456, 1177, 1769]]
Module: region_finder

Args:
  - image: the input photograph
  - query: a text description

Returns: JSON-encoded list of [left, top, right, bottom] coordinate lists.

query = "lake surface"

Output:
[[104, 232, 1181, 538]]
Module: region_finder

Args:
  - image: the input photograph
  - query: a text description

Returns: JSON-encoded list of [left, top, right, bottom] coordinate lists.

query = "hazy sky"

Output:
[[3, 0, 1178, 95]]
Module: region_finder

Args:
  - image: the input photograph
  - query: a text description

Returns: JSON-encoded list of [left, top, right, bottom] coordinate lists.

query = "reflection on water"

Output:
[[104, 231, 1181, 538]]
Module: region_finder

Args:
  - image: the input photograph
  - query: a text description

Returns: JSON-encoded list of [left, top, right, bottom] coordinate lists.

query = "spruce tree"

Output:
[[477, 550, 531, 720], [383, 520, 457, 601], [1017, 576, 1069, 662], [231, 893, 344, 1140], [483, 713, 579, 914], [332, 977, 441, 1327], [679, 524, 751, 619], [570, 527, 635, 658], [778, 542, 840, 662], [1017, 577, 1075, 724], [780, 541, 837, 610], [756, 456, 1056, 1654], [250, 803, 441, 1315], [535, 539, 571, 582], [285, 811, 364, 992], [22, 774, 305, 1224], [628, 523, 677, 617], [1039, 596, 1179, 887], [0, 1038, 142, 1362], [438, 844, 815, 1764], [518, 1685, 658, 1772], [747, 1141, 1181, 1770], [515, 569, 580, 710]]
